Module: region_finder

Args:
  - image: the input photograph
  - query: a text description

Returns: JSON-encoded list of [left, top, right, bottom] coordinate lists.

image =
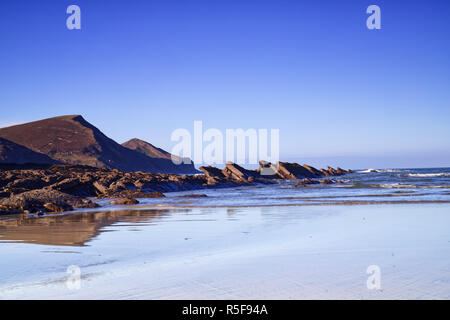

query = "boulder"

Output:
[[108, 190, 165, 199], [302, 164, 324, 177], [0, 189, 99, 214], [199, 166, 225, 179], [336, 167, 348, 175], [222, 162, 257, 182], [276, 162, 318, 179]]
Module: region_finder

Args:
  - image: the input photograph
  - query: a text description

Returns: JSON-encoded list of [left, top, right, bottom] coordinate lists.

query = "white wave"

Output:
[[407, 173, 450, 177], [359, 169, 379, 173], [379, 183, 416, 189]]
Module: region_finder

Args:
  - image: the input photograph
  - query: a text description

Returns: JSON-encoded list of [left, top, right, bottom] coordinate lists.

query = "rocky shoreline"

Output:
[[0, 162, 352, 216]]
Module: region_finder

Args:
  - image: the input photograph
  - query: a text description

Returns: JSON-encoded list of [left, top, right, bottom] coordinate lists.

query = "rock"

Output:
[[257, 161, 279, 177], [0, 191, 11, 198], [93, 181, 109, 194], [320, 179, 334, 184], [110, 198, 139, 205], [294, 178, 319, 187], [326, 166, 339, 175], [108, 190, 165, 199], [49, 177, 96, 197], [302, 164, 323, 177], [336, 167, 348, 175], [276, 162, 318, 179], [205, 176, 219, 186], [43, 202, 69, 213], [0, 189, 99, 215], [199, 166, 226, 179], [222, 162, 257, 182], [7, 178, 47, 190]]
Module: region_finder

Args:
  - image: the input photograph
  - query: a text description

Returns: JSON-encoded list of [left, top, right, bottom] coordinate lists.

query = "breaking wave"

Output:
[[379, 183, 416, 189], [406, 173, 450, 178]]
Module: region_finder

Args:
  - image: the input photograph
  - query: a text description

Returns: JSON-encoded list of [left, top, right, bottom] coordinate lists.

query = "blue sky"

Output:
[[0, 0, 449, 169]]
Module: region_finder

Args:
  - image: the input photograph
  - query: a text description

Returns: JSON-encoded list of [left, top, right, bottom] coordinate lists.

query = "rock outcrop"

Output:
[[0, 159, 352, 216], [0, 189, 98, 214]]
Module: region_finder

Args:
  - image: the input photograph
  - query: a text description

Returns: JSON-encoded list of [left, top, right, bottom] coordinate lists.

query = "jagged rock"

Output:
[[49, 177, 96, 197], [199, 166, 225, 179], [107, 190, 165, 199], [320, 179, 334, 184], [43, 202, 71, 213], [0, 189, 99, 214], [93, 181, 109, 195], [302, 164, 324, 177], [205, 176, 219, 186], [222, 162, 257, 182], [327, 166, 338, 175], [257, 161, 278, 177], [276, 162, 318, 179], [294, 178, 319, 187], [7, 177, 47, 190]]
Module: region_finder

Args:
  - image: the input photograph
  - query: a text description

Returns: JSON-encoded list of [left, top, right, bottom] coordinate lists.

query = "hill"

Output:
[[0, 115, 197, 174], [0, 137, 57, 165]]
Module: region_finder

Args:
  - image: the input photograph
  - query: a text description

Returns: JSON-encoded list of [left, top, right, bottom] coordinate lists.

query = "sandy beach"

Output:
[[1, 200, 449, 300]]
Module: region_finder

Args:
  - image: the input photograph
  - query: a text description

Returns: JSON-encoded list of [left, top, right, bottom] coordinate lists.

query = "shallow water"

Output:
[[111, 167, 450, 208], [0, 168, 449, 299]]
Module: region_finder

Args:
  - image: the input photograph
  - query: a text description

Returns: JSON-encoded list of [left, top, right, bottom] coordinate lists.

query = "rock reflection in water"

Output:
[[0, 209, 172, 247]]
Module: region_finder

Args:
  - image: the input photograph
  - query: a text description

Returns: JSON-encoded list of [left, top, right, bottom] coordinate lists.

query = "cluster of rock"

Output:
[[0, 161, 352, 216], [200, 161, 352, 185]]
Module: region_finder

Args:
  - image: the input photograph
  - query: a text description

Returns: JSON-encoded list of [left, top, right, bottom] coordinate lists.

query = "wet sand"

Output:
[[0, 203, 449, 299]]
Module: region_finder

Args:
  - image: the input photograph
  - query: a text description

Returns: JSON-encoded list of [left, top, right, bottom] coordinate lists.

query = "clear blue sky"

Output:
[[0, 0, 449, 169]]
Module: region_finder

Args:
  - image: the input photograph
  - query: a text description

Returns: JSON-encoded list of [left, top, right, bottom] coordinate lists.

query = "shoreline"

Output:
[[0, 161, 350, 216]]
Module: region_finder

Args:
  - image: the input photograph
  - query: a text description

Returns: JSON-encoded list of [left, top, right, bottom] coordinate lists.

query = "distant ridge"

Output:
[[0, 115, 198, 174], [122, 138, 198, 173], [122, 138, 173, 160]]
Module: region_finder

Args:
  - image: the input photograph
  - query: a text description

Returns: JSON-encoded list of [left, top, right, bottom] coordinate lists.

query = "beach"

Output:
[[0, 168, 449, 299]]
